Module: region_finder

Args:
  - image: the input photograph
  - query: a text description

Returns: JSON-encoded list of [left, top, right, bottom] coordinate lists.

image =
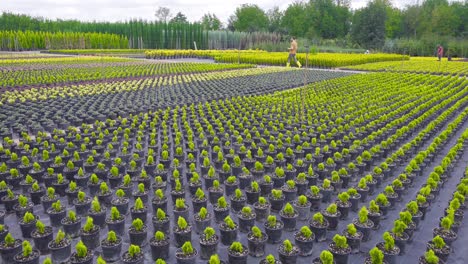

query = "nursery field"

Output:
[[344, 57, 468, 76], [0, 53, 467, 264]]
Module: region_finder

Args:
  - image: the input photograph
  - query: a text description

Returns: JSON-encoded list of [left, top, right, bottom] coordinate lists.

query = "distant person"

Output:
[[286, 37, 302, 68], [365, 50, 370, 54], [437, 45, 444, 61]]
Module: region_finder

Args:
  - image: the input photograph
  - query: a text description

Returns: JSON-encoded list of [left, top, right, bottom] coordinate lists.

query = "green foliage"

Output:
[[432, 235, 445, 249], [347, 223, 357, 236], [204, 227, 216, 240], [338, 192, 350, 203], [297, 195, 308, 206], [271, 189, 283, 199], [55, 229, 65, 244], [282, 239, 293, 253], [424, 250, 439, 264], [208, 254, 220, 264], [97, 256, 106, 264], [111, 207, 121, 221], [230, 241, 244, 253], [217, 196, 227, 208], [299, 226, 313, 238], [383, 232, 395, 251], [440, 217, 452, 231], [313, 212, 324, 224], [83, 217, 95, 232], [175, 198, 186, 210], [181, 241, 194, 255], [320, 250, 334, 264], [18, 195, 28, 207], [36, 220, 45, 234], [92, 197, 101, 212], [282, 203, 295, 216], [267, 215, 277, 227], [22, 240, 32, 257], [76, 241, 88, 258], [4, 233, 15, 247], [369, 247, 384, 264], [326, 203, 337, 214], [107, 231, 118, 243], [128, 244, 141, 258], [43, 257, 53, 264], [333, 234, 348, 249], [52, 200, 62, 212], [251, 226, 263, 238], [265, 254, 276, 264], [224, 216, 236, 229], [68, 211, 77, 222], [23, 212, 35, 223], [359, 206, 369, 223], [132, 218, 144, 232]]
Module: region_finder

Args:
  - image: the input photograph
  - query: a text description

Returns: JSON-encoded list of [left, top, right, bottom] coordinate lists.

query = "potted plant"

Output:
[[19, 212, 37, 239], [227, 241, 248, 264], [118, 174, 133, 197], [194, 207, 211, 234], [254, 196, 271, 222], [344, 223, 363, 254], [199, 227, 219, 260], [150, 231, 170, 261], [152, 208, 170, 233], [313, 250, 335, 264], [133, 182, 148, 204], [88, 196, 106, 227], [47, 200, 66, 227], [418, 250, 440, 264], [219, 215, 238, 246], [293, 195, 311, 221], [264, 215, 283, 244], [41, 187, 58, 212], [48, 229, 71, 263], [29, 182, 44, 205], [310, 212, 328, 242], [189, 173, 203, 196], [19, 174, 35, 194], [282, 179, 298, 202], [105, 207, 125, 236], [52, 173, 69, 197], [129, 218, 147, 246], [427, 236, 450, 262], [272, 167, 286, 188], [0, 233, 22, 263], [390, 220, 409, 255], [111, 189, 129, 215], [97, 182, 113, 207], [260, 175, 273, 197], [65, 181, 81, 205], [213, 196, 230, 223], [7, 168, 24, 190], [238, 206, 256, 233], [279, 202, 298, 231], [269, 189, 285, 212], [307, 185, 323, 211], [108, 166, 123, 189], [175, 241, 198, 264], [364, 247, 387, 264], [208, 180, 223, 204], [70, 241, 93, 264], [376, 232, 400, 264], [320, 179, 334, 203], [101, 232, 124, 262], [375, 194, 390, 217], [356, 178, 369, 202], [322, 203, 340, 230], [294, 226, 314, 256], [152, 176, 167, 191], [170, 178, 185, 202], [73, 191, 91, 216], [122, 244, 144, 264], [247, 226, 267, 257], [433, 217, 457, 246], [278, 239, 299, 264], [152, 188, 167, 214], [13, 240, 40, 264], [0, 225, 8, 242], [192, 188, 208, 213], [14, 195, 34, 219], [60, 210, 81, 238], [230, 189, 247, 213], [74, 168, 89, 188], [87, 173, 101, 197], [224, 176, 239, 197], [328, 234, 351, 264], [80, 216, 100, 250], [31, 220, 53, 254], [336, 192, 351, 220], [130, 197, 148, 223], [347, 188, 361, 212]]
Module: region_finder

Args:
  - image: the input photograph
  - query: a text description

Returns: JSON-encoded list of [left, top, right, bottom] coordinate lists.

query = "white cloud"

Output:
[[0, 0, 421, 24]]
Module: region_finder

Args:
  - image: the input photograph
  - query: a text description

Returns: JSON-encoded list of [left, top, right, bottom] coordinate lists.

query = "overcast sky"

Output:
[[1, 0, 422, 24]]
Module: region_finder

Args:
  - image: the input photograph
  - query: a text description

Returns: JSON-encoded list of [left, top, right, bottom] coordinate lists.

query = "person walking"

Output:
[[287, 37, 302, 68], [437, 45, 444, 61]]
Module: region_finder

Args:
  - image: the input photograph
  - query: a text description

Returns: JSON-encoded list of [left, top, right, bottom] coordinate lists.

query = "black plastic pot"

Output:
[[129, 226, 148, 247], [61, 216, 82, 238], [13, 248, 40, 264], [97, 192, 113, 208], [293, 201, 311, 221], [194, 214, 211, 234], [254, 202, 271, 223], [80, 226, 100, 250], [393, 232, 409, 255], [101, 238, 122, 263], [230, 196, 246, 213], [227, 247, 248, 264], [199, 235, 219, 260], [173, 207, 189, 223], [69, 251, 93, 264], [111, 198, 129, 216], [368, 211, 381, 230], [31, 226, 53, 254], [0, 239, 22, 263], [192, 198, 207, 214], [329, 242, 351, 264], [19, 218, 37, 238], [73, 198, 91, 216], [48, 239, 71, 263], [278, 244, 299, 264], [150, 237, 170, 261], [2, 194, 19, 213], [264, 220, 284, 244], [151, 197, 168, 215], [152, 216, 170, 233], [175, 248, 198, 264], [354, 219, 374, 242], [29, 188, 45, 205], [47, 208, 66, 227], [213, 206, 230, 223], [345, 231, 363, 254], [106, 217, 126, 237], [208, 188, 223, 205], [269, 196, 285, 213], [376, 242, 400, 264], [337, 201, 351, 220], [245, 189, 260, 205], [295, 232, 315, 256], [130, 207, 148, 224], [173, 226, 192, 247], [310, 220, 329, 242], [88, 208, 107, 228], [323, 210, 341, 230], [280, 211, 298, 232], [247, 232, 268, 257], [219, 222, 239, 246]]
